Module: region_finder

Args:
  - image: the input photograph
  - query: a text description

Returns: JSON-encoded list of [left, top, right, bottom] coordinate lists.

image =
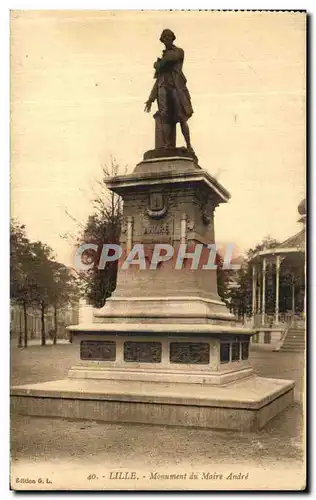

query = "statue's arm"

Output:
[[148, 80, 158, 102], [144, 80, 158, 112], [155, 48, 184, 70]]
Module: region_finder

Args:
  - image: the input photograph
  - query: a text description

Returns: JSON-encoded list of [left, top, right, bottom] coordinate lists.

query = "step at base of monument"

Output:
[[11, 376, 294, 432]]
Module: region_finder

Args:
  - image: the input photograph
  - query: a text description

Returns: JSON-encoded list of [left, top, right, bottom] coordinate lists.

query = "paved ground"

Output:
[[10, 343, 305, 490]]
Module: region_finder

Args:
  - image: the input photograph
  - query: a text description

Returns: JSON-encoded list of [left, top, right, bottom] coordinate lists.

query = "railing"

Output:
[[252, 313, 274, 328], [250, 312, 305, 329], [279, 312, 305, 328], [279, 327, 288, 343]]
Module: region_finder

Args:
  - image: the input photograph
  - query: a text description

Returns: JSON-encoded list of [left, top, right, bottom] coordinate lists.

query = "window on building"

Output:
[[241, 341, 250, 360], [220, 343, 230, 363], [220, 339, 250, 363], [231, 342, 240, 361]]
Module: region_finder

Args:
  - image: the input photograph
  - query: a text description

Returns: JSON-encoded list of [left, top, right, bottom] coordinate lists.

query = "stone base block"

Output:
[[11, 376, 295, 431], [93, 297, 236, 324], [68, 329, 254, 386], [142, 148, 198, 163], [68, 365, 254, 385]]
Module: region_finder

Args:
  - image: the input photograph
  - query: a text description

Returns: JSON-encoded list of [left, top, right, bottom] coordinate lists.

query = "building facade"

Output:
[[10, 302, 79, 342]]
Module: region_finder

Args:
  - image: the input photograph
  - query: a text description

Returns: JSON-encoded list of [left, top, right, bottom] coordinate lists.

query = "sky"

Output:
[[11, 10, 306, 265]]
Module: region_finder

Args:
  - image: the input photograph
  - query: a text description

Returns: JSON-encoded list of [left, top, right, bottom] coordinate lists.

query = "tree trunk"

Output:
[[18, 306, 23, 348], [41, 302, 46, 346], [30, 314, 35, 340], [53, 304, 58, 345], [23, 301, 28, 348]]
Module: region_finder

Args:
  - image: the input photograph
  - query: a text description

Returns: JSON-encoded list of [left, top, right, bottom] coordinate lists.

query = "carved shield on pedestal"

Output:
[[147, 192, 168, 219], [150, 193, 163, 211]]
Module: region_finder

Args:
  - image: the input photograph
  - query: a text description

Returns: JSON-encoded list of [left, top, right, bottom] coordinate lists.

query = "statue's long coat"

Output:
[[148, 45, 194, 124]]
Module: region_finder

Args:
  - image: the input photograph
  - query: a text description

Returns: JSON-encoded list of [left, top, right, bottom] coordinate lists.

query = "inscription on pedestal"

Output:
[[143, 222, 171, 236], [80, 341, 116, 361], [124, 341, 162, 363], [169, 342, 210, 364]]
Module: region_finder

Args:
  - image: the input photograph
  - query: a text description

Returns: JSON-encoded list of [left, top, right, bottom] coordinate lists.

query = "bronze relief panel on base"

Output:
[[169, 342, 210, 364], [80, 340, 116, 361], [124, 341, 162, 363]]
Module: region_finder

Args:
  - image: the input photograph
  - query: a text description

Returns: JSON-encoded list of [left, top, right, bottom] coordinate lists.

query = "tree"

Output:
[[247, 236, 280, 260], [216, 252, 235, 307], [49, 262, 79, 344], [26, 241, 56, 346], [227, 262, 252, 320], [27, 242, 80, 346], [67, 160, 125, 307], [10, 220, 26, 347], [11, 219, 80, 346], [10, 220, 38, 347]]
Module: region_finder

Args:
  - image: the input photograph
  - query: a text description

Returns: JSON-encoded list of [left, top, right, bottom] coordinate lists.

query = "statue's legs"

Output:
[[180, 120, 194, 151], [162, 122, 175, 148], [157, 86, 193, 150], [157, 86, 176, 149]]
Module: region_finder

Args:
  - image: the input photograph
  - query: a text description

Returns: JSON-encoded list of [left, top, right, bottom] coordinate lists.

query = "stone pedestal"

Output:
[[11, 154, 295, 431], [95, 156, 232, 322]]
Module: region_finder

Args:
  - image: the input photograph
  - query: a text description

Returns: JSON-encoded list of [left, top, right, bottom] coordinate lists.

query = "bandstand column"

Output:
[[275, 255, 280, 324], [257, 265, 261, 315], [304, 258, 306, 320], [261, 257, 266, 326], [291, 273, 296, 314], [252, 264, 257, 323]]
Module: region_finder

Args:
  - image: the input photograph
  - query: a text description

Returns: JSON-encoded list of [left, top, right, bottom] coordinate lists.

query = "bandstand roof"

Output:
[[249, 198, 306, 262], [249, 225, 305, 263], [279, 228, 305, 250]]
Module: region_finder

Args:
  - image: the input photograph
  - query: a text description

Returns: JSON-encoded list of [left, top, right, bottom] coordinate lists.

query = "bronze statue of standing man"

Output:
[[144, 29, 194, 153]]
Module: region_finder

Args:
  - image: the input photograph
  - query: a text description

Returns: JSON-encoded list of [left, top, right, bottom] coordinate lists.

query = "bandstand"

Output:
[[249, 199, 306, 351]]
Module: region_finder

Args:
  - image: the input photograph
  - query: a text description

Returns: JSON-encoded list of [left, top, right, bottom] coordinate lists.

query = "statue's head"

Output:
[[160, 29, 176, 48]]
